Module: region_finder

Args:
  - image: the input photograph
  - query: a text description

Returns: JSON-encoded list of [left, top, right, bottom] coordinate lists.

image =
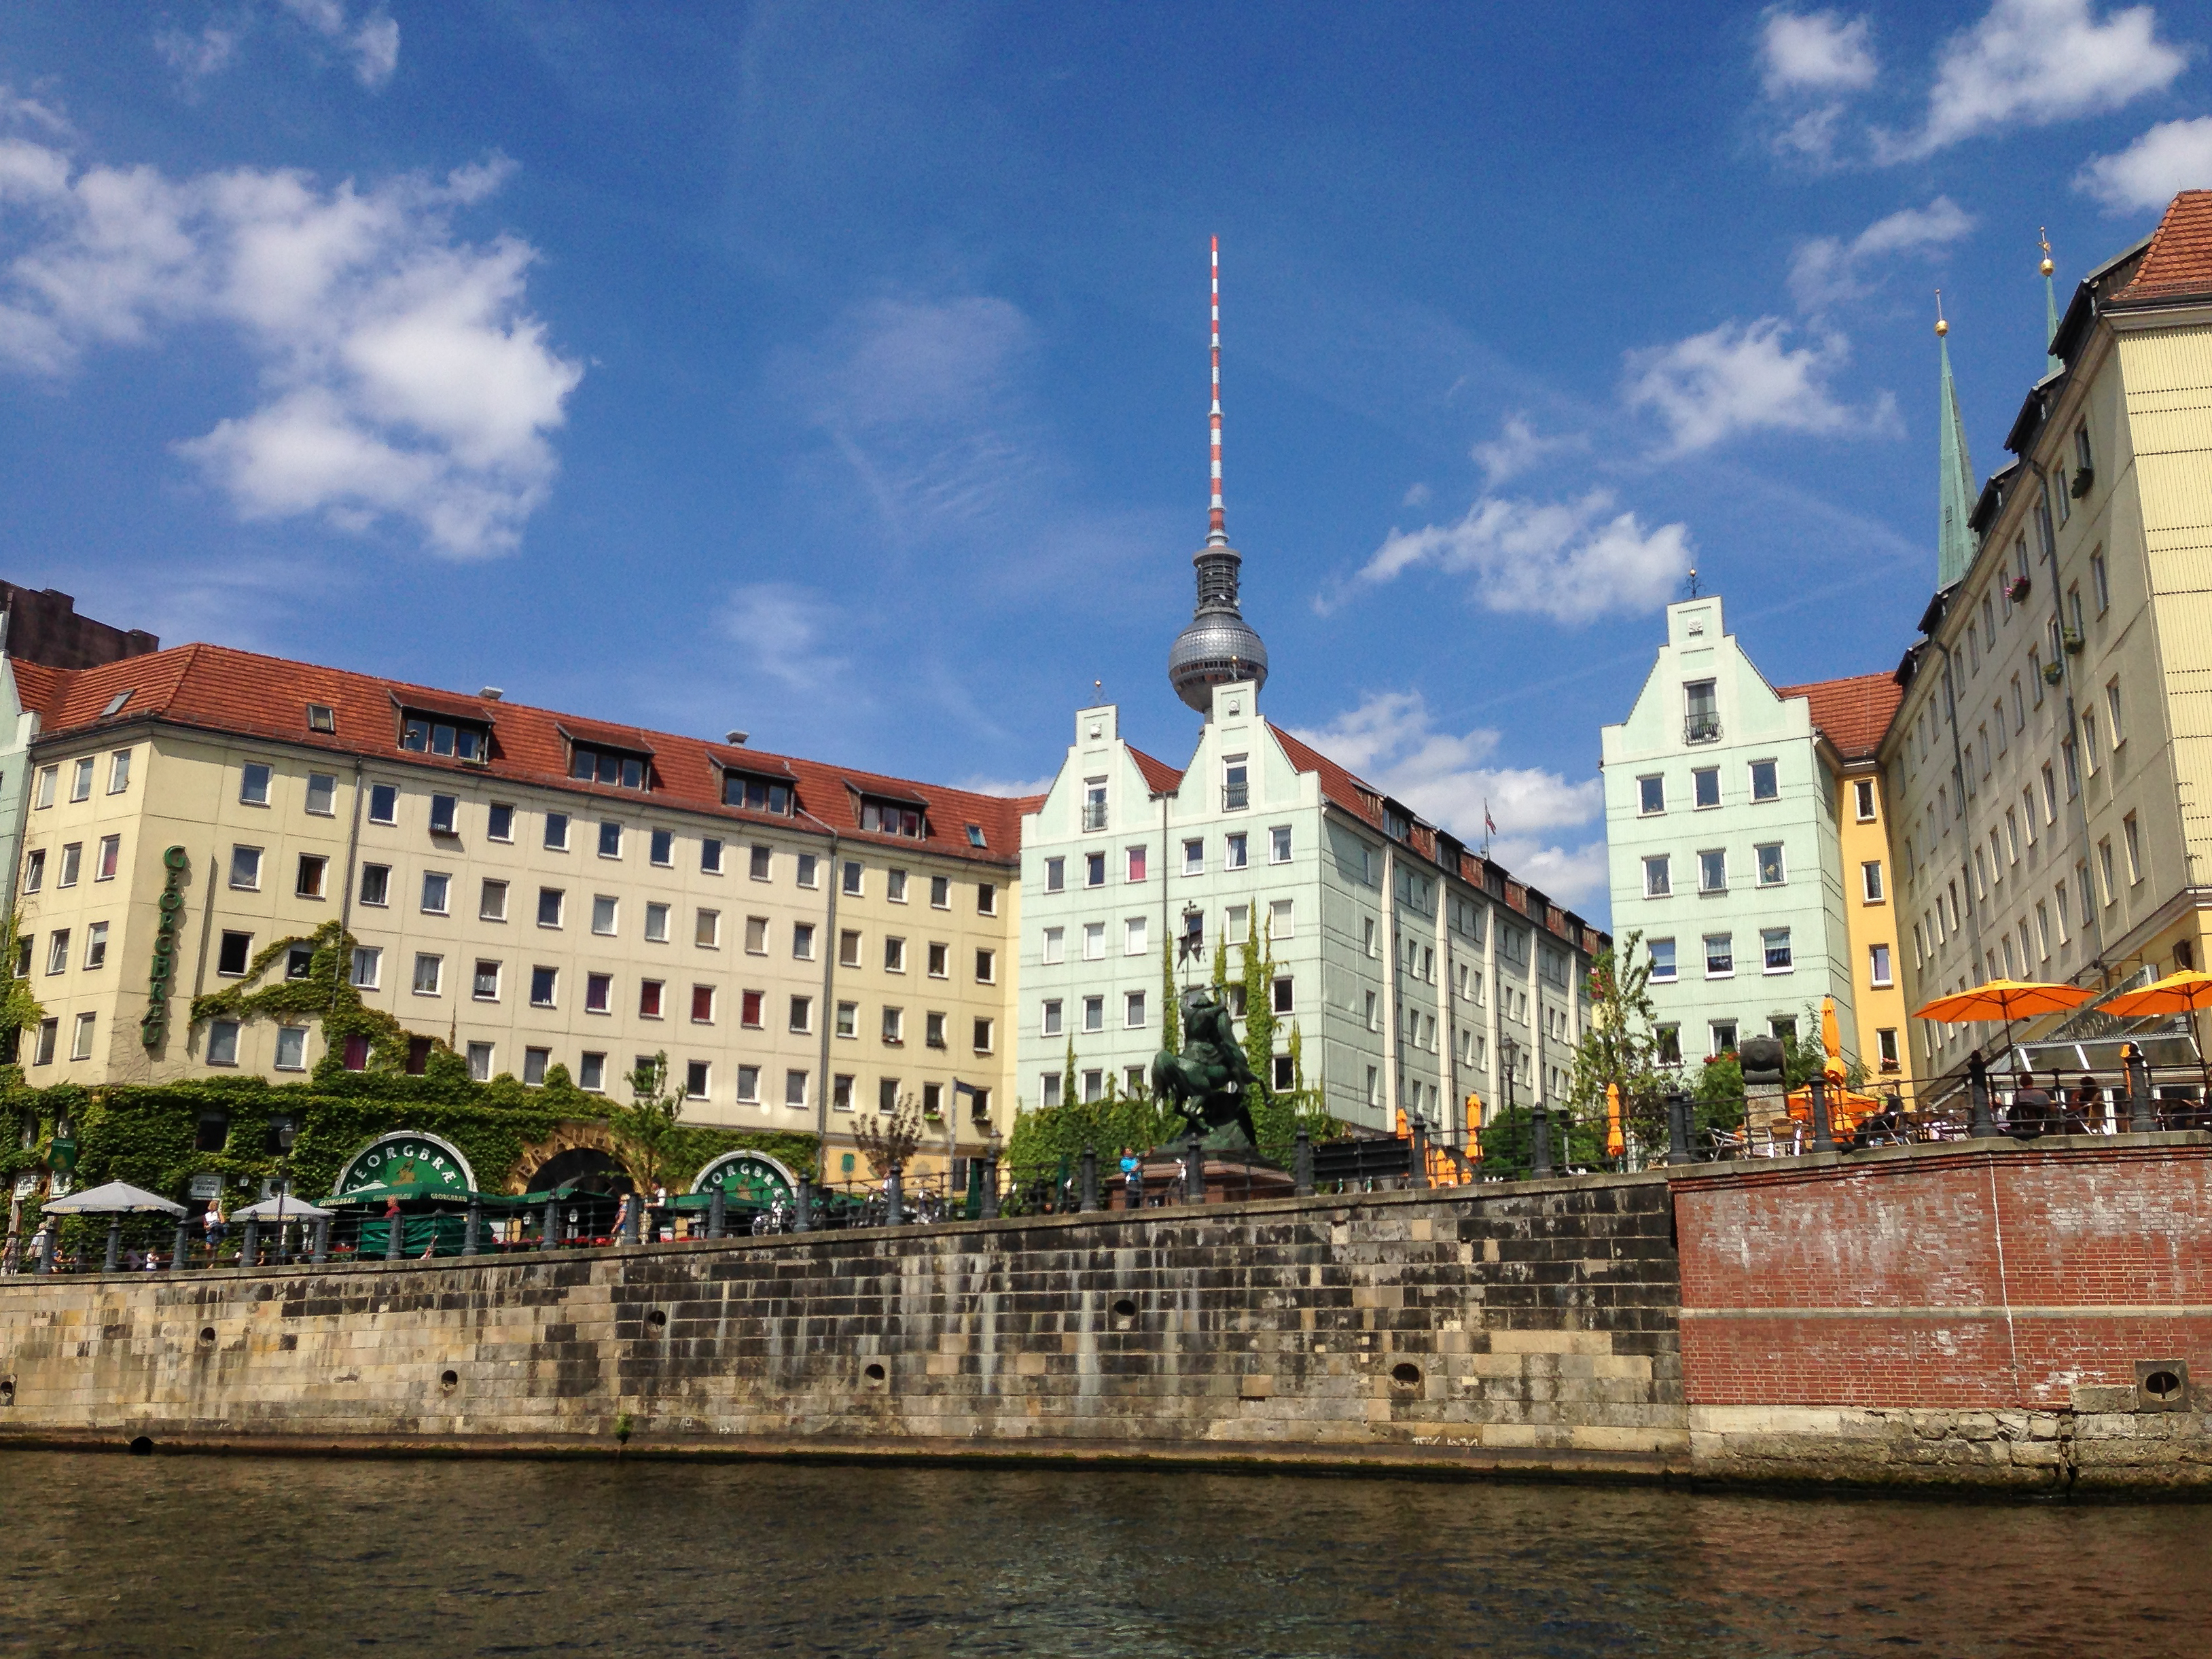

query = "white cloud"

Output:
[[158, 2, 399, 91], [279, 0, 400, 88], [2078, 115, 2212, 209], [1788, 196, 1976, 311], [1893, 0, 2189, 159], [1622, 317, 1893, 452], [1287, 690, 1608, 908], [1359, 489, 1691, 624], [1760, 10, 1878, 95], [0, 139, 580, 555], [1469, 414, 1588, 488], [719, 584, 852, 694], [0, 85, 73, 139], [156, 23, 243, 83], [956, 774, 1056, 800]]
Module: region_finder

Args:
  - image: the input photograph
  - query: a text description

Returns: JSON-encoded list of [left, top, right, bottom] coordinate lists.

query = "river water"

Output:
[[0, 1452, 2202, 1657]]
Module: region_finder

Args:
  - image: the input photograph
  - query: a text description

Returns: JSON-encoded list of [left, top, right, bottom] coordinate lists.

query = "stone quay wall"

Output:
[[1673, 1133, 2212, 1491], [0, 1174, 1688, 1479]]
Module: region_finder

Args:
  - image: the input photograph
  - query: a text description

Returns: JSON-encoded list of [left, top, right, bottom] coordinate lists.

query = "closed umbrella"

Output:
[[1913, 979, 2094, 1072], [1604, 1082, 1624, 1160], [2100, 969, 2212, 1099]]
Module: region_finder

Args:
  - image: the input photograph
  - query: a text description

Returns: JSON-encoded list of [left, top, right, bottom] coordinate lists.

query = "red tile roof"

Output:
[[1774, 670, 1903, 762], [2111, 191, 2212, 304], [29, 643, 1031, 866], [1269, 722, 1380, 826], [9, 658, 67, 723], [1127, 745, 1186, 796]]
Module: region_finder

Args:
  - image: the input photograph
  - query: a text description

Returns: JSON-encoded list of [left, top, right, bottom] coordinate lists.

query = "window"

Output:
[[402, 950, 443, 996], [1684, 679, 1718, 742], [20, 850, 42, 895], [1223, 755, 1249, 810], [64, 1008, 94, 1058], [1119, 915, 1147, 956], [2082, 711, 2101, 774], [463, 1042, 493, 1082], [92, 834, 120, 882], [1698, 850, 1726, 893], [785, 1070, 809, 1109], [1041, 1072, 1064, 1109], [830, 1074, 857, 1113], [927, 941, 948, 977], [1638, 775, 1665, 815], [273, 1026, 309, 1072], [836, 928, 863, 969], [536, 887, 565, 928], [2098, 838, 2116, 904], [586, 972, 612, 1014], [2062, 737, 2079, 798], [1226, 832, 1248, 870], [1749, 760, 1779, 803], [368, 783, 397, 824], [1852, 859, 1884, 904], [881, 1005, 904, 1045], [351, 946, 382, 989], [1041, 925, 1064, 965], [697, 909, 721, 948], [1082, 995, 1104, 1033], [968, 1017, 993, 1055], [1271, 976, 1294, 1014], [691, 984, 716, 1024], [83, 920, 109, 971], [543, 812, 571, 851], [2041, 763, 2058, 823], [1654, 1024, 1681, 1065], [581, 893, 615, 937], [975, 948, 996, 983], [918, 871, 943, 909], [2106, 677, 2124, 747], [977, 883, 997, 916], [238, 762, 272, 806], [1084, 852, 1105, 888], [57, 843, 80, 888], [1692, 767, 1720, 809], [421, 871, 450, 914], [38, 928, 73, 977], [483, 802, 514, 842], [230, 846, 262, 890], [427, 793, 457, 836], [1705, 933, 1733, 977], [1265, 825, 1291, 866], [1183, 839, 1204, 876], [1043, 856, 1065, 893], [789, 995, 813, 1033], [593, 820, 621, 859], [1226, 904, 1249, 946], [530, 965, 558, 1007], [1643, 855, 1671, 897], [1755, 843, 1785, 887], [741, 989, 764, 1028], [884, 936, 907, 973], [1708, 1020, 1737, 1057], [1870, 943, 1893, 987], [1083, 922, 1105, 961], [637, 978, 662, 1016], [1041, 998, 1063, 1038], [1876, 1028, 1899, 1071], [205, 1020, 239, 1067], [2124, 813, 2143, 885], [1649, 938, 1677, 981], [798, 854, 821, 889]]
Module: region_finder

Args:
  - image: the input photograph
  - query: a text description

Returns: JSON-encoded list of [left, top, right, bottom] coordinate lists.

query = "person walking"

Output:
[[203, 1196, 228, 1263], [609, 1191, 632, 1244], [1119, 1147, 1143, 1209]]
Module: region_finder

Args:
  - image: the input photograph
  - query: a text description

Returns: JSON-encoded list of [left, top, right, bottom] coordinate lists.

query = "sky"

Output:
[[3, 2, 2208, 927]]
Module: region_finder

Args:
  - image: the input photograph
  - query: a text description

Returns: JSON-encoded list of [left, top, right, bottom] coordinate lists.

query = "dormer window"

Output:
[[1384, 805, 1412, 842], [859, 797, 926, 838], [570, 745, 649, 790], [306, 703, 336, 734], [724, 770, 794, 815], [402, 715, 488, 762]]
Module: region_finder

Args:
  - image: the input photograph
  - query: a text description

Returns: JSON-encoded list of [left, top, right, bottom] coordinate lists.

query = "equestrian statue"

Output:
[[1150, 986, 1260, 1149]]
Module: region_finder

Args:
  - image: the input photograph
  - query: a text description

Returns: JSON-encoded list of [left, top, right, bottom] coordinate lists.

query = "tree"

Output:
[[853, 1093, 924, 1179], [1160, 938, 1181, 1056], [613, 1052, 687, 1194], [1238, 921, 1278, 1099], [0, 908, 46, 1066], [1564, 931, 1673, 1158]]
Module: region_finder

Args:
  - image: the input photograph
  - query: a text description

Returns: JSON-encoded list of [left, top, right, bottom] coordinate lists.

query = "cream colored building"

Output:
[[16, 644, 1026, 1164], [1883, 192, 2212, 1083]]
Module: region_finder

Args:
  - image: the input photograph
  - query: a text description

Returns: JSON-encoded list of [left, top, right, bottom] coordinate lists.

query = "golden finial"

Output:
[[2039, 228, 2054, 278], [1934, 289, 1948, 337]]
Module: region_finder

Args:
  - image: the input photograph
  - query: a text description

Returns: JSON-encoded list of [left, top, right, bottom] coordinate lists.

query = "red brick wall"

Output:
[[1673, 1141, 2212, 1408]]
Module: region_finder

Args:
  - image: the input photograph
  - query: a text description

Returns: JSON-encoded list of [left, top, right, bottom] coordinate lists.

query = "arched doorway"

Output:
[[522, 1146, 630, 1197]]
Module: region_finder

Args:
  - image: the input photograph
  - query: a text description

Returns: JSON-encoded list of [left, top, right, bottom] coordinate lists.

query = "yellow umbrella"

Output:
[[1605, 1081, 1624, 1160], [2101, 969, 2212, 1096], [1913, 978, 2094, 1072]]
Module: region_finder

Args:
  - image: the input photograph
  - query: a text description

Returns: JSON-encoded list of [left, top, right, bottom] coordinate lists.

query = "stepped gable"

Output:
[[32, 642, 1028, 865], [1774, 671, 1903, 763]]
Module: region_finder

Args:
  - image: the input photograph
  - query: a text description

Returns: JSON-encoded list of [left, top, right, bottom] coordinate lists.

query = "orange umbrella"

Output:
[[2102, 970, 2212, 1096], [1913, 978, 2094, 1073], [1605, 1081, 1624, 1160]]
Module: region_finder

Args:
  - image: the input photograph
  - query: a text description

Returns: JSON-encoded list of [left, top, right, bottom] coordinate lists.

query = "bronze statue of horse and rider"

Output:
[[1149, 986, 1260, 1149]]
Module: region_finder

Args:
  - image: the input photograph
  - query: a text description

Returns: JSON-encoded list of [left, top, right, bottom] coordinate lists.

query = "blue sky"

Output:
[[3, 3, 2208, 924]]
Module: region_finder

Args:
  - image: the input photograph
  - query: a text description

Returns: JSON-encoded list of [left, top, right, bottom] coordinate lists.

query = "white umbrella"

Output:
[[229, 1196, 336, 1221], [41, 1181, 186, 1216]]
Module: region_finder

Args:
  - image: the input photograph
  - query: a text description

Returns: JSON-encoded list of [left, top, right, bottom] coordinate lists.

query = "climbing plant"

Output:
[[189, 919, 429, 1075]]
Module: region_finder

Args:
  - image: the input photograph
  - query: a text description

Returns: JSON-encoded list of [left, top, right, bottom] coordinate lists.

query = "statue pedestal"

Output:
[[1113, 1152, 1295, 1208]]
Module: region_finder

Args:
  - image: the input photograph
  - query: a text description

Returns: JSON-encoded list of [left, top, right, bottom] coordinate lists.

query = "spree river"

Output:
[[0, 1452, 2202, 1657]]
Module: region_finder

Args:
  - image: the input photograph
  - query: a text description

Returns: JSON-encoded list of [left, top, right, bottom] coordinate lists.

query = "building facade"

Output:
[[14, 645, 1026, 1158], [1019, 679, 1603, 1137], [1602, 596, 1858, 1066], [1883, 192, 2212, 1082]]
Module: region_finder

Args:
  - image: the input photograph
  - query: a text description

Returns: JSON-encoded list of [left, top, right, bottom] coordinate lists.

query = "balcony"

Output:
[[1080, 802, 1108, 832], [1684, 715, 1722, 745], [1221, 782, 1249, 811]]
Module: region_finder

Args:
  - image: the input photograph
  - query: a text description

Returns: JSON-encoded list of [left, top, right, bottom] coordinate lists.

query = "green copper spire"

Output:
[[2040, 228, 2061, 377], [1936, 295, 1976, 591]]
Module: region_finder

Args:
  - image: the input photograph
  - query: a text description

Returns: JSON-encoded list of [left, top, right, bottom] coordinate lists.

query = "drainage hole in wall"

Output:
[[2143, 1369, 2184, 1401], [127, 1435, 154, 1457], [197, 1327, 216, 1346], [1391, 1362, 1423, 1387], [863, 1362, 887, 1384], [440, 1370, 459, 1392], [647, 1309, 668, 1330], [0, 1378, 14, 1406], [1111, 1298, 1138, 1319]]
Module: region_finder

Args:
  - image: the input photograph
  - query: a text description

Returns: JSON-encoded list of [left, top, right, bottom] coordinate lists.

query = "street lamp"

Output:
[[272, 1119, 298, 1264]]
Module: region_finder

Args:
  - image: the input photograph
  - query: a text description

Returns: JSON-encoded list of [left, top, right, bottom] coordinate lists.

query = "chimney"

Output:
[[725, 730, 749, 745], [480, 688, 504, 702]]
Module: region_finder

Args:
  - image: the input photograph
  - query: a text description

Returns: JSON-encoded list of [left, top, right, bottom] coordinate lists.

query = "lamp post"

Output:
[[1499, 1037, 1518, 1173], [272, 1120, 298, 1264]]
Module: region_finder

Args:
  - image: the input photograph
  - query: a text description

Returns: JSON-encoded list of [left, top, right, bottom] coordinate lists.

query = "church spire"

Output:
[[2040, 228, 2062, 377], [1936, 292, 1976, 591], [1169, 237, 1268, 715]]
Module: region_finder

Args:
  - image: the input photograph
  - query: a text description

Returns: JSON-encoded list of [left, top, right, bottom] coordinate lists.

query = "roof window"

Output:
[[306, 703, 336, 734], [859, 797, 926, 838], [402, 715, 488, 762], [724, 770, 794, 815], [570, 745, 649, 790], [966, 824, 986, 849], [101, 690, 132, 717]]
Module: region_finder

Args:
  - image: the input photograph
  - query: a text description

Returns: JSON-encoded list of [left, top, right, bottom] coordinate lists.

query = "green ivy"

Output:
[[190, 919, 426, 1075]]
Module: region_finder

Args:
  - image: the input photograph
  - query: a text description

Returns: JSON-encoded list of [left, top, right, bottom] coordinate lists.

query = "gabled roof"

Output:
[[1774, 671, 1903, 762], [1127, 745, 1185, 795], [8, 658, 67, 724], [29, 642, 1029, 865], [1269, 722, 1380, 826], [2109, 190, 2212, 306]]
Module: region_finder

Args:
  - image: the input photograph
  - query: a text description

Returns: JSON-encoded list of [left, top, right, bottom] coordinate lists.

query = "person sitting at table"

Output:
[[2063, 1075, 2105, 1135], [2008, 1071, 2059, 1139], [1850, 1097, 1903, 1149]]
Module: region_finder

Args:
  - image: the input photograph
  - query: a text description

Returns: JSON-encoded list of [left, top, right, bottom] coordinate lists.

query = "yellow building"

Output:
[[1777, 673, 1914, 1085], [1883, 191, 2212, 1081], [15, 644, 1027, 1171]]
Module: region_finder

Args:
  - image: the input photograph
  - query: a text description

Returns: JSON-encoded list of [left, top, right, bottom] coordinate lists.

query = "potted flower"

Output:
[[2041, 660, 2065, 686], [2007, 575, 2031, 602]]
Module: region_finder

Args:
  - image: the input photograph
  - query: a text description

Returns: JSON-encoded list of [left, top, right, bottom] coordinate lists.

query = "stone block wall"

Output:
[[0, 1175, 1686, 1476]]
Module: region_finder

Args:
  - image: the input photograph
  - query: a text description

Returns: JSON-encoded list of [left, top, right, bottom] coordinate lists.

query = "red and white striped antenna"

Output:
[[1207, 235, 1226, 546]]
